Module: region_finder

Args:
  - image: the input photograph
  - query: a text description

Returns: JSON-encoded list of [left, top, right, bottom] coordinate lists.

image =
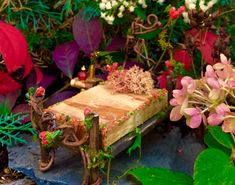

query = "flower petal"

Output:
[[187, 114, 202, 129], [207, 113, 223, 126], [170, 106, 182, 121], [207, 77, 220, 89], [222, 117, 235, 133], [184, 107, 200, 116], [216, 103, 230, 115]]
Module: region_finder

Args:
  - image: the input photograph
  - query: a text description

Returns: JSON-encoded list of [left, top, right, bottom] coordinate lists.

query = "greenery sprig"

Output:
[[0, 113, 35, 147]]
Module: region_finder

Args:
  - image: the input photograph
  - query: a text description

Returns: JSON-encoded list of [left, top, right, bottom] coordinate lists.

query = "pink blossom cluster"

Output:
[[170, 54, 235, 133]]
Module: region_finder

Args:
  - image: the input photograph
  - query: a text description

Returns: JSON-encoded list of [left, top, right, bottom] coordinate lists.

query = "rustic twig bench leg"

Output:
[[89, 114, 101, 185], [82, 113, 102, 185]]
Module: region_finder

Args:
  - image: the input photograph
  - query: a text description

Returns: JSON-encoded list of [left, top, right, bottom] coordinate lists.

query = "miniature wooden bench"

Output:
[[29, 84, 167, 185]]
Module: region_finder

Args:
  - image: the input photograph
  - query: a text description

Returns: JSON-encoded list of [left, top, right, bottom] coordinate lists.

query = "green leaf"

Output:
[[207, 126, 233, 149], [134, 7, 147, 20], [128, 167, 193, 185], [127, 128, 141, 156], [136, 29, 161, 40], [204, 131, 231, 155], [194, 148, 235, 185]]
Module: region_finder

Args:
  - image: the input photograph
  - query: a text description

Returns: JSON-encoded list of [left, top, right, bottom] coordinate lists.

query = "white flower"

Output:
[[99, 2, 106, 10], [157, 0, 165, 4], [106, 15, 115, 25], [119, 5, 125, 12], [123, 1, 129, 7], [138, 0, 145, 5], [100, 12, 106, 18], [105, 1, 112, 10], [142, 3, 147, 8], [101, 0, 107, 3], [187, 3, 196, 10], [129, 6, 135, 12], [112, 0, 118, 7], [182, 12, 190, 23], [117, 12, 123, 18]]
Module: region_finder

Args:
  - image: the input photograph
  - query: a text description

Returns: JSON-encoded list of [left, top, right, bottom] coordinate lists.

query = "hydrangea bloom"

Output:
[[170, 54, 235, 133]]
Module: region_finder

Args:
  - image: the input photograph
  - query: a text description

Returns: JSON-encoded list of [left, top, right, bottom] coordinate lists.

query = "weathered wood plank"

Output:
[[47, 84, 168, 149]]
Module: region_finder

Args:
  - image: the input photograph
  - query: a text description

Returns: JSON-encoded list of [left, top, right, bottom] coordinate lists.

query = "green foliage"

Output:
[[84, 115, 93, 129], [0, 113, 35, 147], [134, 7, 147, 21], [204, 132, 231, 155], [6, 1, 62, 31], [45, 130, 62, 148], [89, 148, 113, 170], [206, 125, 233, 149], [194, 148, 235, 185], [0, 101, 11, 115], [127, 128, 141, 158], [128, 167, 193, 185]]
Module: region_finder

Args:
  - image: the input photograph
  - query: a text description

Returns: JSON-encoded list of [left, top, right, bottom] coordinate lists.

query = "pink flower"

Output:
[[170, 105, 182, 121], [205, 65, 216, 78], [106, 63, 118, 74], [178, 6, 185, 14], [181, 76, 196, 94], [222, 116, 235, 133], [216, 103, 230, 114], [39, 131, 49, 145], [171, 89, 186, 105], [207, 77, 220, 89], [36, 87, 45, 97], [207, 103, 230, 126], [41, 139, 49, 145], [208, 113, 223, 126], [84, 107, 93, 116], [220, 53, 231, 65], [184, 107, 202, 129], [39, 131, 47, 140]]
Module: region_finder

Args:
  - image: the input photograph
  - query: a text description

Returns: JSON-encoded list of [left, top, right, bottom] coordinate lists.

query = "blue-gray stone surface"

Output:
[[8, 126, 204, 185]]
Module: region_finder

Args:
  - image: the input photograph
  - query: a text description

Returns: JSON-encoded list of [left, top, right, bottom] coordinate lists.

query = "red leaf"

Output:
[[0, 71, 21, 94], [173, 50, 192, 71], [198, 31, 218, 65], [0, 22, 32, 76], [157, 70, 170, 89], [186, 29, 218, 65]]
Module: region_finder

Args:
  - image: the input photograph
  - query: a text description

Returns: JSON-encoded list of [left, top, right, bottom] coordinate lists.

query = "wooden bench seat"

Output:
[[29, 84, 168, 184], [47, 84, 168, 149]]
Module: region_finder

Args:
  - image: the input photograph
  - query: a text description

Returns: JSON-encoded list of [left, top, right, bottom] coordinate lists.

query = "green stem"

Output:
[[106, 158, 111, 185], [219, 9, 235, 16], [155, 49, 167, 70], [43, 83, 70, 103], [230, 133, 235, 145]]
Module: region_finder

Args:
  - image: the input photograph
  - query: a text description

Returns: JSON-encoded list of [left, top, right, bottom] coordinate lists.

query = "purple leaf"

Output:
[[12, 103, 30, 123], [27, 72, 56, 89], [106, 37, 126, 51], [73, 10, 103, 55], [45, 91, 77, 107], [124, 60, 144, 70], [52, 41, 79, 78]]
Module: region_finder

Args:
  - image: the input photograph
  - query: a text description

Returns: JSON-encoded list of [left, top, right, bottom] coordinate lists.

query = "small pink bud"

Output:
[[84, 107, 93, 116], [36, 87, 45, 97], [169, 7, 179, 19]]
